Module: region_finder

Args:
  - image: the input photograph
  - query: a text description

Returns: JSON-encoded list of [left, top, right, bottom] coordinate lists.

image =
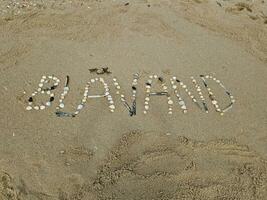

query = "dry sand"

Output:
[[0, 0, 267, 199]]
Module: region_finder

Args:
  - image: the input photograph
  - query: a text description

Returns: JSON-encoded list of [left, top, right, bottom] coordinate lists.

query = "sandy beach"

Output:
[[0, 0, 267, 199]]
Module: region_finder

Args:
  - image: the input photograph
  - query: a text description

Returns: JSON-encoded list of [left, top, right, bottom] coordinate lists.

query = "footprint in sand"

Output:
[[0, 172, 19, 200], [61, 131, 267, 200]]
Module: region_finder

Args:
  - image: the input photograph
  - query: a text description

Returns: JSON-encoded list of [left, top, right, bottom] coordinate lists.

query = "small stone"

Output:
[[46, 102, 51, 106]]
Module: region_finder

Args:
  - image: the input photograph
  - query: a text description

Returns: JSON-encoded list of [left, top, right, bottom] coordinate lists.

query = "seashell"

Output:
[[211, 100, 217, 105], [40, 105, 45, 110], [82, 98, 87, 103], [116, 91, 120, 94], [145, 101, 149, 105], [99, 78, 104, 82], [26, 106, 32, 111], [168, 100, 173, 105], [216, 80, 220, 83], [109, 100, 114, 104], [179, 101, 185, 106], [172, 76, 177, 80], [46, 102, 51, 106], [145, 97, 150, 101], [109, 105, 115, 110], [197, 88, 201, 92], [105, 92, 110, 96], [90, 79, 95, 83], [143, 110, 147, 114], [163, 86, 168, 90], [181, 105, 187, 110], [114, 82, 119, 86], [110, 109, 114, 113], [74, 111, 79, 115], [172, 85, 177, 89], [168, 111, 172, 115], [47, 91, 51, 95], [113, 78, 117, 82], [42, 75, 46, 79], [153, 75, 158, 79], [77, 104, 83, 110], [149, 75, 153, 79], [59, 103, 64, 108], [37, 88, 41, 92], [116, 86, 121, 90], [64, 87, 69, 92], [205, 75, 209, 79], [182, 85, 186, 89], [34, 106, 39, 110], [145, 105, 149, 110], [120, 94, 125, 98], [40, 79, 45, 83]]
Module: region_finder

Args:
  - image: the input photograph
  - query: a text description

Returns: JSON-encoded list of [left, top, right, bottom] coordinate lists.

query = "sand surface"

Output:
[[0, 0, 267, 199]]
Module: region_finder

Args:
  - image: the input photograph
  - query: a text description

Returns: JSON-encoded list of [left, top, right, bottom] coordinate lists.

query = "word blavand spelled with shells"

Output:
[[25, 74, 235, 117]]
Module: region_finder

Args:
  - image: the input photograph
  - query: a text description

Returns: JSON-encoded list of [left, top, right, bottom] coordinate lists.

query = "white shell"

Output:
[[168, 100, 173, 105], [77, 104, 83, 110], [109, 105, 115, 110], [40, 105, 45, 110], [46, 102, 51, 106], [145, 105, 149, 110], [59, 103, 64, 108], [26, 106, 32, 111]]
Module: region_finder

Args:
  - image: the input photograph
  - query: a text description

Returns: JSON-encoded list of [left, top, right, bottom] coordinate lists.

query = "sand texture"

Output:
[[0, 0, 267, 199]]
